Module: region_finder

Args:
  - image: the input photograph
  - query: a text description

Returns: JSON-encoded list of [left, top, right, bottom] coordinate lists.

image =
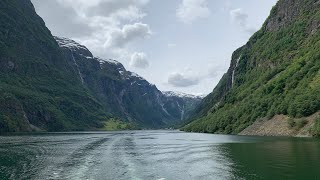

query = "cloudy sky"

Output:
[[31, 0, 278, 95]]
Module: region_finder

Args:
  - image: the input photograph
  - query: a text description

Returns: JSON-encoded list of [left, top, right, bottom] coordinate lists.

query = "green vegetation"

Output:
[[100, 119, 136, 131], [183, 0, 320, 136], [311, 117, 320, 137], [296, 119, 308, 129], [0, 0, 111, 132], [288, 118, 308, 130], [288, 118, 296, 128]]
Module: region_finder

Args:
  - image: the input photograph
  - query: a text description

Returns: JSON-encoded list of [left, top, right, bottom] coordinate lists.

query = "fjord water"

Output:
[[0, 131, 319, 180]]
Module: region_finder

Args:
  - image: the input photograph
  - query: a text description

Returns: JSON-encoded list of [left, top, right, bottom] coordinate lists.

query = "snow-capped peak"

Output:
[[130, 72, 142, 78], [162, 91, 204, 99], [128, 72, 146, 81], [97, 57, 121, 65], [54, 36, 89, 52]]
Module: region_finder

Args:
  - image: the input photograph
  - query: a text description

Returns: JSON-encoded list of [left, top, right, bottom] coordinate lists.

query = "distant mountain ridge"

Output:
[[163, 91, 205, 99]]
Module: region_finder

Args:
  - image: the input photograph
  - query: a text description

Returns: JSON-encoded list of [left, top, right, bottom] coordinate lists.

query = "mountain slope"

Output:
[[55, 37, 202, 129], [162, 91, 203, 126], [183, 0, 320, 135], [0, 0, 111, 132]]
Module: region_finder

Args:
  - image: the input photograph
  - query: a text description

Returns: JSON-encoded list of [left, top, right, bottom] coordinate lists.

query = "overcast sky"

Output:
[[31, 0, 278, 95]]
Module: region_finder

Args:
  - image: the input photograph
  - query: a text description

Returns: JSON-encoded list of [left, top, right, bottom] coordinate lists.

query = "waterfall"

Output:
[[70, 51, 84, 85], [232, 56, 241, 87], [176, 101, 185, 120]]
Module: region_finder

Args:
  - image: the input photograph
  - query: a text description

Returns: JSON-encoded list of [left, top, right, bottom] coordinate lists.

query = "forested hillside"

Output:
[[183, 0, 320, 136]]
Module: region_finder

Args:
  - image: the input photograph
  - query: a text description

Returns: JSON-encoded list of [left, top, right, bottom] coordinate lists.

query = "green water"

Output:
[[0, 130, 319, 179]]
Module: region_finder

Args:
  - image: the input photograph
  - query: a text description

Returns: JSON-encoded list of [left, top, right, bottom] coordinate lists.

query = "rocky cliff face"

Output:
[[162, 91, 202, 122], [0, 0, 202, 132], [183, 0, 320, 135], [55, 37, 202, 128], [265, 0, 320, 32], [265, 0, 305, 31]]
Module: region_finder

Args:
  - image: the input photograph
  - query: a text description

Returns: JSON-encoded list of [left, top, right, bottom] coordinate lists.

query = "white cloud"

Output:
[[85, 0, 149, 18], [56, 0, 149, 15], [168, 43, 177, 48], [106, 23, 152, 48], [130, 52, 149, 69], [176, 0, 210, 24], [32, 0, 151, 60], [230, 8, 256, 34]]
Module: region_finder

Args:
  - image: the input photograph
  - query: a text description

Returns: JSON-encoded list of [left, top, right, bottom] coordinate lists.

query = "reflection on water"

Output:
[[0, 131, 319, 180], [222, 139, 320, 179]]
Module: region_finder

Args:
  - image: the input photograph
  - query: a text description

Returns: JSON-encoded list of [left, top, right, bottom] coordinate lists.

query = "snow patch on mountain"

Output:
[[163, 91, 204, 99], [106, 59, 121, 65], [128, 72, 149, 82], [54, 36, 90, 53], [96, 57, 121, 65]]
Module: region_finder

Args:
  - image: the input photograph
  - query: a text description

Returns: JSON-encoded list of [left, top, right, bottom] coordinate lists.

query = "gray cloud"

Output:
[[129, 52, 149, 69], [230, 8, 257, 34], [230, 8, 248, 27], [168, 72, 200, 87], [167, 63, 225, 88], [207, 64, 225, 78], [31, 0, 93, 38]]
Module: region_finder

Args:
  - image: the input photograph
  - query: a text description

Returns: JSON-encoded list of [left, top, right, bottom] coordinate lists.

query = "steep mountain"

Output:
[[0, 0, 110, 132], [0, 0, 202, 132], [55, 37, 202, 129], [183, 0, 320, 136], [162, 91, 203, 125]]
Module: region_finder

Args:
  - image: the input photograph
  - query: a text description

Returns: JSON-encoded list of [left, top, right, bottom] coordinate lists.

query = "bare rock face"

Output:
[[7, 61, 15, 71], [0, 59, 15, 72], [265, 0, 320, 32], [308, 17, 320, 35], [265, 0, 304, 31]]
